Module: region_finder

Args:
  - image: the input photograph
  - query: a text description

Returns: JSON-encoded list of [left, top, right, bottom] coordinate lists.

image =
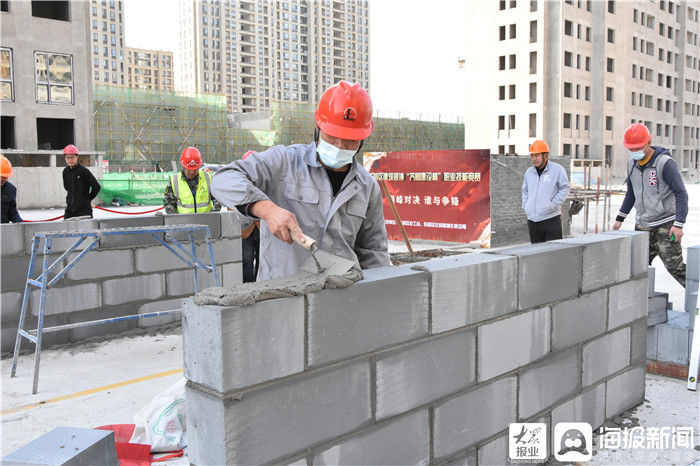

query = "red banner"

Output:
[[364, 150, 491, 245]]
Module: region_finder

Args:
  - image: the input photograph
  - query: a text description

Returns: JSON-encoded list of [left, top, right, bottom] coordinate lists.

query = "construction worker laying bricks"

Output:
[[1, 155, 22, 223], [521, 139, 570, 243], [211, 81, 390, 281], [613, 123, 688, 287], [163, 147, 221, 214]]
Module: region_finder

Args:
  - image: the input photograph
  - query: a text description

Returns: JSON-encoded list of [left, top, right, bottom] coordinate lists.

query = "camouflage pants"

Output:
[[636, 222, 686, 287]]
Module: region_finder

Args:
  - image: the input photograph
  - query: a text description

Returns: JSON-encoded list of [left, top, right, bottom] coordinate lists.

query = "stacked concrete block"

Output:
[[183, 234, 647, 465], [0, 212, 242, 353], [603, 230, 649, 277], [553, 234, 631, 292], [685, 245, 699, 313]]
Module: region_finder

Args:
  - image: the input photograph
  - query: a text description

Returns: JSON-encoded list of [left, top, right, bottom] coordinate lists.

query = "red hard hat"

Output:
[[180, 147, 202, 169], [623, 123, 651, 149], [314, 81, 374, 140], [0, 155, 13, 177], [242, 150, 256, 161], [63, 144, 79, 155]]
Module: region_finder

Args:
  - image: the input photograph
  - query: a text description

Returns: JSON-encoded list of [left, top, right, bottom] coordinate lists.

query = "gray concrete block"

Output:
[[97, 217, 165, 247], [222, 261, 242, 287], [164, 212, 222, 240], [186, 360, 371, 465], [519, 350, 580, 419], [630, 319, 647, 364], [1, 291, 22, 324], [23, 219, 99, 254], [66, 249, 134, 281], [433, 377, 516, 459], [492, 242, 581, 310], [30, 282, 101, 316], [687, 245, 700, 281], [648, 267, 655, 297], [314, 410, 430, 465], [441, 449, 476, 466], [477, 434, 508, 466], [136, 239, 241, 274], [552, 289, 607, 351], [608, 278, 648, 329], [478, 306, 550, 382], [553, 234, 631, 291], [1, 426, 118, 466], [646, 325, 658, 360], [648, 292, 668, 326], [605, 365, 645, 418], [656, 322, 691, 365], [307, 266, 429, 366], [137, 298, 183, 327], [413, 253, 517, 333], [183, 297, 304, 392], [551, 384, 606, 442], [0, 223, 24, 257], [604, 230, 649, 277], [135, 245, 192, 273], [1, 255, 34, 291], [220, 210, 242, 238], [166, 266, 222, 297], [102, 274, 165, 306], [375, 330, 476, 419], [582, 328, 631, 387]]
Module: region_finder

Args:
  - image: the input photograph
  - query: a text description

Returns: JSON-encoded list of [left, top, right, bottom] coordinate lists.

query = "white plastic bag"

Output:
[[130, 377, 187, 452]]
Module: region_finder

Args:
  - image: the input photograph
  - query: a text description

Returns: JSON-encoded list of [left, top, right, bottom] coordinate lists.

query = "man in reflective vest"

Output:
[[163, 147, 221, 214]]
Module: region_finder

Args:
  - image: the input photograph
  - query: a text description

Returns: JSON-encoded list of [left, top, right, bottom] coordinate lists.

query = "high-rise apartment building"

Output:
[[126, 47, 174, 91], [464, 0, 700, 180], [89, 0, 126, 86], [175, 0, 370, 113]]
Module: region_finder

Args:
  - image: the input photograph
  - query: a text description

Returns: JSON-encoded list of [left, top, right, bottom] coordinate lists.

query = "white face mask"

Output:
[[629, 149, 646, 160], [317, 138, 357, 169]]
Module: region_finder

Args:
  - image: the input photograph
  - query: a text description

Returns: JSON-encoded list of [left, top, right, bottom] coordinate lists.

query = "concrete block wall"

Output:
[[183, 230, 648, 465], [0, 212, 242, 354]]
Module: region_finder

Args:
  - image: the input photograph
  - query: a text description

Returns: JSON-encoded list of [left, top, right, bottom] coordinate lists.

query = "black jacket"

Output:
[[63, 163, 101, 219], [1, 181, 22, 223]]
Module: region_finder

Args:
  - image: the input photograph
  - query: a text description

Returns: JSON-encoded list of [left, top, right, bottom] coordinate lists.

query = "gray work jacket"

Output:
[[211, 142, 391, 280]]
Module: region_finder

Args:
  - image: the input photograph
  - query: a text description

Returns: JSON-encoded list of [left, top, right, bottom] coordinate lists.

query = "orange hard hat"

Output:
[[63, 144, 79, 155], [180, 147, 202, 170], [0, 155, 13, 177], [529, 140, 550, 154], [314, 81, 374, 140], [623, 123, 651, 149]]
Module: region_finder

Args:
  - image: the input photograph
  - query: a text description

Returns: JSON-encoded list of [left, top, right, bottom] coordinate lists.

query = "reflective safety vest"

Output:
[[170, 171, 213, 213]]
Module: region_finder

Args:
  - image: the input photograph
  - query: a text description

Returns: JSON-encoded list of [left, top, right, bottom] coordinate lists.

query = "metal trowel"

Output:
[[293, 230, 322, 273]]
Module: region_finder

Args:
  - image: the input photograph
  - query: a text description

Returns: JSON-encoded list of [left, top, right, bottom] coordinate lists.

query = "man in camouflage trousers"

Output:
[[613, 124, 688, 286]]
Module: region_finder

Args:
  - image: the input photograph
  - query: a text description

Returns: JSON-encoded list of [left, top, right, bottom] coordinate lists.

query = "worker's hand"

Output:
[[669, 226, 683, 243], [612, 221, 622, 230], [250, 200, 300, 244]]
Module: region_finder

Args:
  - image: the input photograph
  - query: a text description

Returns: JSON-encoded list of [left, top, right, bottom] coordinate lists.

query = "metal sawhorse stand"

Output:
[[10, 224, 221, 394]]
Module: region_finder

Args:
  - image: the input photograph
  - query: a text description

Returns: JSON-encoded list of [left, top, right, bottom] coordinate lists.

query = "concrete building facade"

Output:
[[175, 0, 370, 113], [0, 0, 93, 152], [89, 0, 126, 86], [126, 47, 174, 91], [464, 0, 700, 181]]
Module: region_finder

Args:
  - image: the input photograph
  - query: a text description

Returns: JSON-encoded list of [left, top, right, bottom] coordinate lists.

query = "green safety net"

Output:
[[97, 171, 176, 206]]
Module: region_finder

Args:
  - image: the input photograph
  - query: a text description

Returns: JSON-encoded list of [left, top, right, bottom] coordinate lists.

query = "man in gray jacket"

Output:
[[521, 139, 571, 243], [211, 81, 390, 280]]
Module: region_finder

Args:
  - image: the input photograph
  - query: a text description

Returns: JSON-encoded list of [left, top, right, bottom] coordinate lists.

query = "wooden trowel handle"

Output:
[[293, 230, 318, 252]]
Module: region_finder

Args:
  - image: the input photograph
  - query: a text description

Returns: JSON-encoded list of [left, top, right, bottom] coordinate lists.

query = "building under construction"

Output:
[[92, 85, 465, 170]]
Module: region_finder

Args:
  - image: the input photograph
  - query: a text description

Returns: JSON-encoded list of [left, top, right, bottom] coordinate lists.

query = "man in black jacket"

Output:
[[1, 155, 22, 223], [63, 145, 101, 219]]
